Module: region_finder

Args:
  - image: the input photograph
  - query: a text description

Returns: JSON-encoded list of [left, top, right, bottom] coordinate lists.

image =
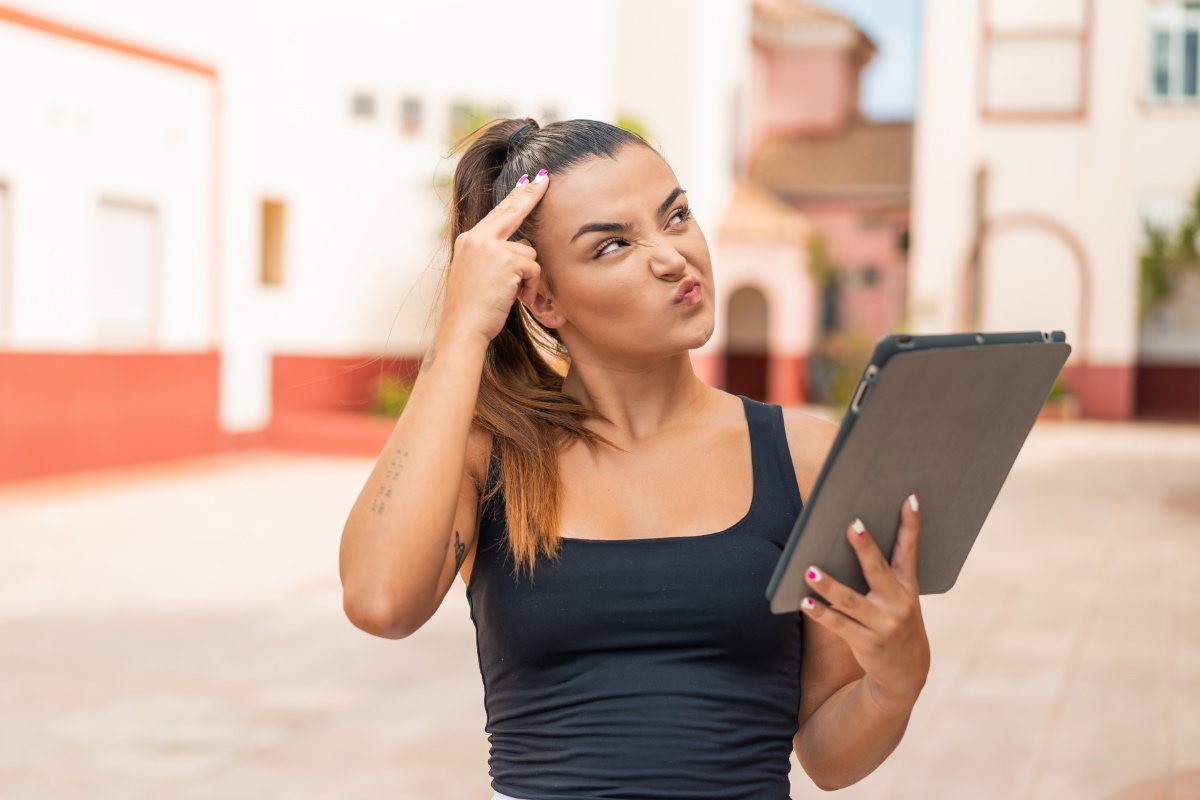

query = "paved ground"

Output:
[[1, 419, 1198, 800]]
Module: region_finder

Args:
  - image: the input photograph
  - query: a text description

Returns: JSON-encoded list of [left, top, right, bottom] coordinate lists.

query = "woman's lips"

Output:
[[677, 284, 701, 306], [674, 277, 701, 305]]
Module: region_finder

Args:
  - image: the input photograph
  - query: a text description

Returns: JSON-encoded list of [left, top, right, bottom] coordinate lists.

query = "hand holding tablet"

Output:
[[798, 494, 931, 714]]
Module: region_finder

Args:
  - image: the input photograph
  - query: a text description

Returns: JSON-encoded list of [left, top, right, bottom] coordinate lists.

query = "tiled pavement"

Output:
[[1, 420, 1197, 799]]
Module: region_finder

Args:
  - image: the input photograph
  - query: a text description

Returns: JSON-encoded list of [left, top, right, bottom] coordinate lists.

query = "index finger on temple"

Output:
[[480, 170, 550, 240]]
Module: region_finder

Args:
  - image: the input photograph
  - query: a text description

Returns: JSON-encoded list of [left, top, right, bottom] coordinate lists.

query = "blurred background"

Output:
[[0, 1, 1197, 798]]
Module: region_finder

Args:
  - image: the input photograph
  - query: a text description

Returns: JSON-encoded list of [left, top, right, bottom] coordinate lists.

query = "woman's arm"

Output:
[[782, 412, 931, 790], [338, 173, 549, 639], [339, 326, 490, 639]]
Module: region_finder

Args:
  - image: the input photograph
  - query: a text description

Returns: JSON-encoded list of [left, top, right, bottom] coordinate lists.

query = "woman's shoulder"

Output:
[[779, 406, 839, 505]]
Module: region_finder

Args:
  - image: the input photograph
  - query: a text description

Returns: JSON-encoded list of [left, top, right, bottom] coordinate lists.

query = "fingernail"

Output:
[[806, 567, 822, 582], [532, 168, 548, 184], [909, 493, 919, 512], [516, 174, 529, 186], [852, 518, 866, 535], [801, 597, 815, 610]]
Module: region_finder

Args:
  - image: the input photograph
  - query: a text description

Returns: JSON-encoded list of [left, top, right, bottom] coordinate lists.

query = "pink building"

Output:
[[703, 0, 913, 405]]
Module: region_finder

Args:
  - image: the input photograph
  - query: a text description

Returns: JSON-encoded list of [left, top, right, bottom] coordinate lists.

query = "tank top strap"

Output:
[[739, 395, 804, 521]]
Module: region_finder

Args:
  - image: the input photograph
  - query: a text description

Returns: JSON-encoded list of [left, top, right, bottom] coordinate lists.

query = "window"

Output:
[[261, 200, 286, 286], [96, 200, 156, 342], [351, 92, 376, 119], [400, 96, 422, 135], [981, 0, 1092, 121], [1149, 4, 1200, 102]]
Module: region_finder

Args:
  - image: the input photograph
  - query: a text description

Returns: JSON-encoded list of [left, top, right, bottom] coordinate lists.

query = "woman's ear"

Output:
[[518, 279, 565, 329]]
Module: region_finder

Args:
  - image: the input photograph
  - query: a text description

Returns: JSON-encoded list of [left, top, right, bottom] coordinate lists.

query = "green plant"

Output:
[[813, 327, 873, 416], [616, 114, 652, 141], [806, 231, 838, 289], [1046, 377, 1072, 401], [371, 375, 413, 417], [1139, 184, 1200, 317]]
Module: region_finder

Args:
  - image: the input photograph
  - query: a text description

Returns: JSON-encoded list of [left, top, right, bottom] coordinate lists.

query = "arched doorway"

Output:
[[725, 286, 770, 401], [962, 213, 1091, 361]]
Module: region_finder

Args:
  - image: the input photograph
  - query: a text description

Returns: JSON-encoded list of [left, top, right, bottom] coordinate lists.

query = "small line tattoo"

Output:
[[453, 530, 467, 570], [420, 346, 437, 374]]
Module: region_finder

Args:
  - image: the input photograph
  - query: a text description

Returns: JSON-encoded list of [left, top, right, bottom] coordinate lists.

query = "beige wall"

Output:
[[911, 0, 1200, 370]]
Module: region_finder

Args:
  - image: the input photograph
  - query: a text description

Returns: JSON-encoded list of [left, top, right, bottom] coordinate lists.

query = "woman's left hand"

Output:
[[800, 493, 931, 717]]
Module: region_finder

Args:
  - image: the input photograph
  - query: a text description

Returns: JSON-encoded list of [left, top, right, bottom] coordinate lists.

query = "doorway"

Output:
[[725, 286, 770, 401]]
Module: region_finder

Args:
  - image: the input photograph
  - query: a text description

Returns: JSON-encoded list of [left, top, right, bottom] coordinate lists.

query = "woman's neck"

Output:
[[559, 351, 716, 441]]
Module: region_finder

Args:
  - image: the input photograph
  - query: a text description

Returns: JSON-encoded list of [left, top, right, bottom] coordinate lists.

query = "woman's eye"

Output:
[[669, 206, 692, 226], [596, 238, 624, 258]]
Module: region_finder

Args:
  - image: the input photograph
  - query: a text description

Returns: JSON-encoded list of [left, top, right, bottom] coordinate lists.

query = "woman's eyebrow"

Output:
[[570, 187, 688, 243]]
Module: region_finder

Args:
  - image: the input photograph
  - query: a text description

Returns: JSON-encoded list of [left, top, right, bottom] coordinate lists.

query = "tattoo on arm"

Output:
[[371, 450, 408, 516], [453, 530, 467, 571], [420, 346, 437, 374]]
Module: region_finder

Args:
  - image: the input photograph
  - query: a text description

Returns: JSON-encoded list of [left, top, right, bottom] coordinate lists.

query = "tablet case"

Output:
[[766, 331, 1071, 614]]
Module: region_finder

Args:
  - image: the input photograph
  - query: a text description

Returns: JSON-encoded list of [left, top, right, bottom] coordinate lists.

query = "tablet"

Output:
[[766, 331, 1071, 614]]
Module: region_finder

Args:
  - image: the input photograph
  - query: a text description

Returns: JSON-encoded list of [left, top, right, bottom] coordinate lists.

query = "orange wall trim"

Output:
[[1060, 363, 1134, 422], [0, 351, 220, 482], [273, 354, 422, 413], [0, 5, 215, 76]]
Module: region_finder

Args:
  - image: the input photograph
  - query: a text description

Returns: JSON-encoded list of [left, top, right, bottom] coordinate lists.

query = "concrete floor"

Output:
[[1, 420, 1198, 799]]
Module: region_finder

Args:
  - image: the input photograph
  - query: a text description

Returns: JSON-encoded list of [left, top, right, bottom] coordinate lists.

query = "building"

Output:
[[0, 0, 750, 481], [911, 0, 1200, 421], [697, 0, 914, 406]]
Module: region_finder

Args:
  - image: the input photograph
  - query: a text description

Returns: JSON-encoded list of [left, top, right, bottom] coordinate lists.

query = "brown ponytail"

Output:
[[437, 117, 650, 575]]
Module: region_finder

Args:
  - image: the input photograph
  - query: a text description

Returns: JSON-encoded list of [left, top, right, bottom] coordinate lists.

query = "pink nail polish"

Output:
[[536, 168, 548, 177], [801, 597, 815, 610], [516, 174, 529, 185], [807, 568, 821, 581], [532, 168, 549, 184]]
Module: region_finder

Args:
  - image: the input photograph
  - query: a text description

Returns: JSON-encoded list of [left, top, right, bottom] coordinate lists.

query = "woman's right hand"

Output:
[[440, 170, 550, 344]]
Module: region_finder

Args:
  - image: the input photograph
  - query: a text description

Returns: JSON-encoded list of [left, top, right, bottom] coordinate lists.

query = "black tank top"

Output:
[[466, 395, 804, 800]]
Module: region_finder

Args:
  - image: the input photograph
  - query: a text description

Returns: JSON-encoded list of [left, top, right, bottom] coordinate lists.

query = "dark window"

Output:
[[351, 93, 376, 119], [400, 96, 422, 135], [1186, 30, 1199, 96], [1154, 31, 1172, 97], [820, 278, 841, 333]]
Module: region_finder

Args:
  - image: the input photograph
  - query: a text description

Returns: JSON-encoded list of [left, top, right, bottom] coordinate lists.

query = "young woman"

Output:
[[339, 118, 931, 799]]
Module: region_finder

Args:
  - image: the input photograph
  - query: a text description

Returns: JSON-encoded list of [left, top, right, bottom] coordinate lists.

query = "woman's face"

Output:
[[522, 143, 716, 364]]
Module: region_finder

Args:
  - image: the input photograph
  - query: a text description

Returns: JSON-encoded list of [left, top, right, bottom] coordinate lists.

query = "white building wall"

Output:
[[0, 22, 214, 353], [912, 0, 1200, 371]]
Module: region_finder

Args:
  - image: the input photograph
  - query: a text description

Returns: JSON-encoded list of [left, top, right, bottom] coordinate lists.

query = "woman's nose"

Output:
[[648, 239, 687, 278]]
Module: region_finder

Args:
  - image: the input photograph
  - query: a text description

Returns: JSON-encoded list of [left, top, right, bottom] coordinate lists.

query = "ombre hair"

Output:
[[437, 118, 653, 574]]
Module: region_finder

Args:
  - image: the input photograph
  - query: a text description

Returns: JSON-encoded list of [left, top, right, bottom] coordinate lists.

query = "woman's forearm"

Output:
[[793, 676, 913, 791]]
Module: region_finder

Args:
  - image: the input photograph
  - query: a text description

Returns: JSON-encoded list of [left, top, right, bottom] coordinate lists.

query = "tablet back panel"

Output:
[[767, 339, 1070, 614]]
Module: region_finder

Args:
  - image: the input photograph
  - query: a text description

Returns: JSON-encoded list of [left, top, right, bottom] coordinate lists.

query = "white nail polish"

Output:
[[531, 168, 548, 184], [852, 518, 866, 535], [801, 597, 814, 610], [909, 493, 919, 512]]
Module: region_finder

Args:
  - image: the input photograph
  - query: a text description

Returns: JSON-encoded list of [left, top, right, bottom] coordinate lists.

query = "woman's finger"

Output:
[[891, 493, 921, 591], [800, 596, 870, 649], [504, 240, 537, 262], [803, 565, 884, 628], [846, 518, 903, 599], [478, 169, 551, 241]]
